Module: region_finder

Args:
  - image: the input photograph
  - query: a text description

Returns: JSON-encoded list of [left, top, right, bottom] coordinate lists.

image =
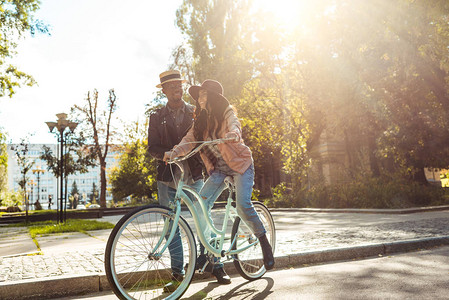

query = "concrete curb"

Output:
[[1, 236, 448, 300], [276, 236, 449, 269], [0, 274, 100, 300], [270, 205, 449, 214]]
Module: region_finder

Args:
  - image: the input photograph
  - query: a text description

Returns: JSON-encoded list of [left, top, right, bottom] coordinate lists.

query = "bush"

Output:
[[264, 176, 449, 209], [264, 183, 304, 208], [0, 190, 24, 207]]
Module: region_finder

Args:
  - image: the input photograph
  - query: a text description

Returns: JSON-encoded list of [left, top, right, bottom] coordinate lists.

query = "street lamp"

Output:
[[32, 166, 45, 210], [26, 180, 36, 224], [28, 180, 36, 207], [46, 113, 78, 223]]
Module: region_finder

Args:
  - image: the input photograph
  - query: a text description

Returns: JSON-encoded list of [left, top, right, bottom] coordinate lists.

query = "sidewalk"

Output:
[[0, 206, 448, 299]]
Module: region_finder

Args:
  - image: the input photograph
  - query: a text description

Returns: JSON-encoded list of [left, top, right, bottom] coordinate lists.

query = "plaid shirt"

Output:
[[203, 138, 235, 175]]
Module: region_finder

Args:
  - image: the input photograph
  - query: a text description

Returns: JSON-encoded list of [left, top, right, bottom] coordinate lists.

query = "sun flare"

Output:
[[253, 0, 307, 28]]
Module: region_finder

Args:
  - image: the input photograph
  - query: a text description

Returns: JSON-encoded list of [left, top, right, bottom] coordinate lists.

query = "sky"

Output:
[[0, 0, 303, 145], [0, 0, 183, 144]]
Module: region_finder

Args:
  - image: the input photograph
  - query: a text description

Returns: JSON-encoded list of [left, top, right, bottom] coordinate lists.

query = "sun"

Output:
[[253, 0, 308, 28]]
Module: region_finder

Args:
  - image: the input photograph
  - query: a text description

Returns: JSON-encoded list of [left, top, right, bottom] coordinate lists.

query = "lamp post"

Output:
[[25, 185, 30, 224], [26, 180, 36, 223], [46, 113, 78, 223], [28, 180, 36, 208], [32, 166, 45, 210]]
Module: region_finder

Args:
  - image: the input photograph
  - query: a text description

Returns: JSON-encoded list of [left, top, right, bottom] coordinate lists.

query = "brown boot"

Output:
[[259, 234, 274, 270], [212, 267, 231, 284]]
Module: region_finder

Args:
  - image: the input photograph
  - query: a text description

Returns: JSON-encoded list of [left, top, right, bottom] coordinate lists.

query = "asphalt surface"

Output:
[[0, 206, 448, 299], [50, 245, 449, 299]]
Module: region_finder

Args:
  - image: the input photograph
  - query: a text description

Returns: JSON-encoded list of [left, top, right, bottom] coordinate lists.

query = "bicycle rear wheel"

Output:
[[231, 201, 276, 280], [105, 205, 196, 300]]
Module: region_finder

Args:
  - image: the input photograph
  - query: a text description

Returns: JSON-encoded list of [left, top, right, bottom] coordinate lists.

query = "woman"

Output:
[[163, 80, 275, 283]]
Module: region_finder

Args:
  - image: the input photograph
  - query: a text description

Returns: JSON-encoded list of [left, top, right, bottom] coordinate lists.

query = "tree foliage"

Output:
[[0, 0, 48, 97], [90, 182, 99, 204], [290, 0, 449, 183], [174, 0, 311, 193], [69, 180, 79, 208], [109, 139, 156, 201], [10, 138, 34, 199], [110, 119, 157, 201], [0, 129, 7, 195], [172, 0, 449, 200], [40, 133, 97, 178], [175, 0, 255, 98]]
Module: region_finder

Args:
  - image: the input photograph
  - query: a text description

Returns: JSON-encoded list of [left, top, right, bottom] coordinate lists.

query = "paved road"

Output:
[[52, 245, 449, 299], [0, 207, 448, 299], [1, 209, 448, 282]]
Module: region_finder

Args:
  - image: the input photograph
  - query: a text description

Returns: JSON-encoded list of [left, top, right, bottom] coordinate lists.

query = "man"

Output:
[[148, 70, 231, 285]]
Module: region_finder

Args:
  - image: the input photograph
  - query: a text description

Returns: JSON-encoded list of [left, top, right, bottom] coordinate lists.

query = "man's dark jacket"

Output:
[[147, 103, 203, 182]]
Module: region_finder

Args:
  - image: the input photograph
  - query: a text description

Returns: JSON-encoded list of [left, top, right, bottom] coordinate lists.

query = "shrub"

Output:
[[0, 190, 24, 207], [264, 176, 449, 209]]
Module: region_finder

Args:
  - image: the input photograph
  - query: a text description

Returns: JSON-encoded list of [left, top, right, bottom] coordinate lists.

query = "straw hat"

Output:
[[156, 70, 186, 88]]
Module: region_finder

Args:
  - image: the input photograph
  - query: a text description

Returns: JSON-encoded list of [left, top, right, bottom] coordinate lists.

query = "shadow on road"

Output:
[[185, 276, 275, 300]]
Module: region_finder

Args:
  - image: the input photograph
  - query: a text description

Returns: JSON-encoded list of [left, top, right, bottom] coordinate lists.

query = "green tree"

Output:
[[41, 133, 97, 178], [288, 0, 385, 183], [236, 79, 292, 194], [40, 132, 97, 206], [73, 89, 118, 208], [70, 180, 79, 208], [367, 0, 449, 183], [71, 180, 79, 196], [175, 0, 255, 98], [0, 129, 8, 196], [109, 140, 156, 202], [0, 0, 48, 97], [90, 182, 99, 204], [288, 0, 449, 185], [110, 119, 157, 202], [110, 140, 156, 203], [10, 138, 34, 206], [174, 0, 449, 201], [174, 0, 296, 195]]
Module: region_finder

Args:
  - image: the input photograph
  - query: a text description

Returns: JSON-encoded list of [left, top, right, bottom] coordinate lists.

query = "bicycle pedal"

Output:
[[197, 261, 213, 274]]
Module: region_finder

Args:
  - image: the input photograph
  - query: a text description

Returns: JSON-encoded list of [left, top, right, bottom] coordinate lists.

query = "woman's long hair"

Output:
[[193, 91, 229, 140]]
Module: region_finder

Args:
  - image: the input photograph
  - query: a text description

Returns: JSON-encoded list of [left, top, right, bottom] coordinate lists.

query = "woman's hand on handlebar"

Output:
[[224, 131, 240, 143], [163, 137, 235, 164], [163, 151, 175, 163]]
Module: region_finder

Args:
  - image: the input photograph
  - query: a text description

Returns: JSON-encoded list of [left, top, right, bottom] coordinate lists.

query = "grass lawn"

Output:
[[10, 219, 115, 238]]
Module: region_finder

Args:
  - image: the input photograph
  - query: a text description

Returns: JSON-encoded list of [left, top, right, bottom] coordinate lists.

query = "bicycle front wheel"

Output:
[[105, 205, 197, 300], [231, 201, 276, 280]]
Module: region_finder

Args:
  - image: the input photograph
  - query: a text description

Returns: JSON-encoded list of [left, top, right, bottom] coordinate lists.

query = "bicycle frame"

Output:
[[152, 139, 259, 259]]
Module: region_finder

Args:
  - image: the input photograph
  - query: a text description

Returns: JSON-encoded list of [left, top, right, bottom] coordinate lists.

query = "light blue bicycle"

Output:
[[105, 138, 276, 299]]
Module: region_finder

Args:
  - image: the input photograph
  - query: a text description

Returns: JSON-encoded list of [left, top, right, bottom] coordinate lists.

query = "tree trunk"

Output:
[[368, 134, 380, 177], [412, 167, 429, 185], [100, 159, 107, 208], [343, 130, 355, 178]]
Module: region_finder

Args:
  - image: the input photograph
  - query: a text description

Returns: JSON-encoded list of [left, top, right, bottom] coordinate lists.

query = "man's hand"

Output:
[[224, 131, 239, 143], [163, 151, 175, 163]]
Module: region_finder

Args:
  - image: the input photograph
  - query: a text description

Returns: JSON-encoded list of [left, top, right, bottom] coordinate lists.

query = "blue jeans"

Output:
[[157, 179, 203, 275], [198, 164, 266, 269]]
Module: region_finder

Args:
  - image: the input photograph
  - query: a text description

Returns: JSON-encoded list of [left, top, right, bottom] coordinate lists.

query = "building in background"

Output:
[[6, 144, 120, 209]]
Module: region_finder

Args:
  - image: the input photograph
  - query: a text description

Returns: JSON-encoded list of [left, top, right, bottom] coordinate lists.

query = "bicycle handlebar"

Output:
[[166, 137, 236, 164]]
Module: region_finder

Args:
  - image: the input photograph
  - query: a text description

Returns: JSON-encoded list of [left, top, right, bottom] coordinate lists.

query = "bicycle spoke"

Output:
[[231, 202, 276, 280], [105, 205, 196, 299]]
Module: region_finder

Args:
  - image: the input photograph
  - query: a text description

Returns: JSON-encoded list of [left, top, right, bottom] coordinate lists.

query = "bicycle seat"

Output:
[[224, 176, 234, 185]]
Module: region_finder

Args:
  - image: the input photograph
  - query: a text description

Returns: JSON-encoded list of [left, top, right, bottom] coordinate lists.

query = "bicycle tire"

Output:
[[105, 205, 197, 300], [231, 201, 276, 280]]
